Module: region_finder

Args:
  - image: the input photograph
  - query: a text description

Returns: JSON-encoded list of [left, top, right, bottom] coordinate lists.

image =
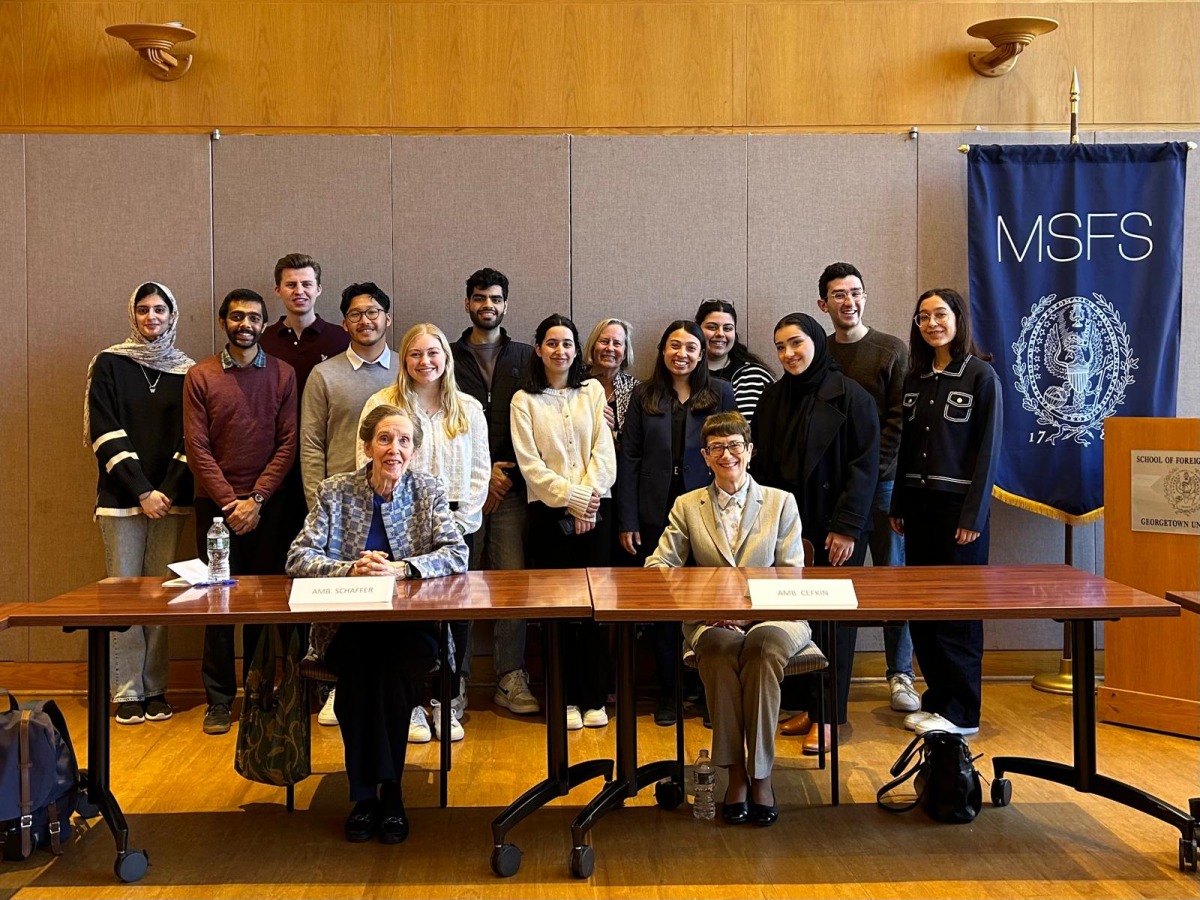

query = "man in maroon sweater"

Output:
[[184, 288, 298, 735]]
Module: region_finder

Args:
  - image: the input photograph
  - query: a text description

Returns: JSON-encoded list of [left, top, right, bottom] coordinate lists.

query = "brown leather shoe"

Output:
[[779, 711, 812, 736], [802, 723, 833, 755]]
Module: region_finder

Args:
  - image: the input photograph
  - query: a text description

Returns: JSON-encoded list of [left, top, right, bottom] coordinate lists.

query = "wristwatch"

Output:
[[250, 491, 266, 504], [404, 562, 419, 580]]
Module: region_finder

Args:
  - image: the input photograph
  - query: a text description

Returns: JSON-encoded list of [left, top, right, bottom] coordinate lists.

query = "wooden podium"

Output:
[[1099, 417, 1200, 737]]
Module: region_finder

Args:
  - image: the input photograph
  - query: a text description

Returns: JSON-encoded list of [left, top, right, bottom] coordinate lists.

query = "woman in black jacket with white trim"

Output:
[[889, 287, 1002, 738]]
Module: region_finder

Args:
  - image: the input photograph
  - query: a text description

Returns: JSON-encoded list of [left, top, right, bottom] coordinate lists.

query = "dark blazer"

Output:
[[616, 379, 737, 534], [751, 371, 880, 555]]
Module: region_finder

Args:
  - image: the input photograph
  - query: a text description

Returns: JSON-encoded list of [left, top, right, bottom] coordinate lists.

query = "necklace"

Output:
[[140, 365, 163, 394]]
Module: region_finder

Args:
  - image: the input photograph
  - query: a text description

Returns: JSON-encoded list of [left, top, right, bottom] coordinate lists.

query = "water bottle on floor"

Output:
[[693, 748, 715, 820], [206, 517, 231, 583]]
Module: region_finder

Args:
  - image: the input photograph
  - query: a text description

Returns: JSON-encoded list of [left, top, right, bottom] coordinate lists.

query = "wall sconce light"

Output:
[[967, 17, 1058, 77], [105, 22, 196, 81]]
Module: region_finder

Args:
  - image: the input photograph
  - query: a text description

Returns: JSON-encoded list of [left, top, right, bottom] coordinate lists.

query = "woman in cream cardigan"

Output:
[[646, 411, 810, 828]]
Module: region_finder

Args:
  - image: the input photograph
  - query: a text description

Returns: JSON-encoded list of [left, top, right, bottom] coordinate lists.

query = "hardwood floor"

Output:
[[2, 680, 1196, 899]]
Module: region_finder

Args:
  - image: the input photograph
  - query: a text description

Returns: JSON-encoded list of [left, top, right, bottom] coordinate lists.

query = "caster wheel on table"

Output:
[[1178, 837, 1197, 872], [490, 843, 522, 877], [991, 777, 1012, 807], [569, 845, 595, 879], [654, 780, 684, 811], [114, 849, 149, 883]]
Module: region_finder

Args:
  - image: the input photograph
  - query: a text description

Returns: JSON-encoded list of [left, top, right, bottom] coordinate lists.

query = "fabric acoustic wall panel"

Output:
[[212, 136, 394, 336], [0, 136, 27, 662], [572, 136, 748, 381], [24, 135, 214, 661], [747, 134, 917, 655], [391, 136, 570, 349]]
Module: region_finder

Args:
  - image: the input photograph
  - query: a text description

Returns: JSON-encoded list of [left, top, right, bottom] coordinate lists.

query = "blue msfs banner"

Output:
[[968, 143, 1187, 524]]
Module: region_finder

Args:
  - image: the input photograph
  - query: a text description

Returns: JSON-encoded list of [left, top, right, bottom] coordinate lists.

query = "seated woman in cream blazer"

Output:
[[646, 411, 810, 828]]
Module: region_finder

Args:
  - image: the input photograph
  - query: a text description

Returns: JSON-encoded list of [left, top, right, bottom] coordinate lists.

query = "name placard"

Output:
[[1130, 450, 1200, 535], [288, 576, 396, 609], [747, 579, 858, 611]]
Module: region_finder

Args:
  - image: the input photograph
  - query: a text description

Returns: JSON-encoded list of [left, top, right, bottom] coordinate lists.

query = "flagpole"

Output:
[[1032, 66, 1083, 696]]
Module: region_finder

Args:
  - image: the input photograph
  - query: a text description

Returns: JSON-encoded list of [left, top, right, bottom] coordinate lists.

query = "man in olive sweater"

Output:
[[817, 262, 919, 714], [184, 288, 298, 735]]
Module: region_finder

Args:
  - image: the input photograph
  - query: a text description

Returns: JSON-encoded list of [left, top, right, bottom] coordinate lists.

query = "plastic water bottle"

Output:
[[206, 518, 231, 583], [693, 748, 715, 820]]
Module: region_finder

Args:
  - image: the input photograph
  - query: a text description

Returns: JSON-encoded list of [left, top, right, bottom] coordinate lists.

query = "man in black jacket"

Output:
[[450, 268, 540, 715]]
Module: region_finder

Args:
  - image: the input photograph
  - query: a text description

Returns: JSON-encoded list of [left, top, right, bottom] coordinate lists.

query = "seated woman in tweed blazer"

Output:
[[646, 411, 810, 828], [287, 404, 468, 845]]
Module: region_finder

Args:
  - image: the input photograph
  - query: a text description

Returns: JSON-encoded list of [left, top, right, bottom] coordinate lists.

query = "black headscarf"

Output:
[[756, 313, 837, 486]]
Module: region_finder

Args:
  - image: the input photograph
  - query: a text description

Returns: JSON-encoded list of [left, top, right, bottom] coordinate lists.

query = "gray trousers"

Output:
[[695, 620, 811, 780], [468, 488, 529, 678], [97, 513, 186, 702]]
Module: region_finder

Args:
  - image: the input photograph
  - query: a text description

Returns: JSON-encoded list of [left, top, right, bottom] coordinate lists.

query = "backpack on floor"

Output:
[[0, 692, 80, 859], [876, 729, 983, 824]]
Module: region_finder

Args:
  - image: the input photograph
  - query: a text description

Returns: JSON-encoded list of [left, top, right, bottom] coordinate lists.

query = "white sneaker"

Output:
[[430, 699, 464, 742], [903, 710, 938, 731], [914, 714, 979, 736], [318, 688, 338, 726], [495, 669, 540, 715], [582, 707, 608, 728], [408, 706, 432, 743], [889, 673, 921, 712], [566, 705, 584, 731]]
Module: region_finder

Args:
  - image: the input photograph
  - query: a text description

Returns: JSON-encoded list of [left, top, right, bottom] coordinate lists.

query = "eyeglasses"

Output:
[[914, 310, 953, 327], [827, 289, 865, 303], [703, 441, 747, 458], [346, 308, 386, 323]]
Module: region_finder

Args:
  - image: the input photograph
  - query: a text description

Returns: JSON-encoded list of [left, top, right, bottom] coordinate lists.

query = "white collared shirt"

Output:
[[714, 478, 750, 548], [346, 344, 392, 372]]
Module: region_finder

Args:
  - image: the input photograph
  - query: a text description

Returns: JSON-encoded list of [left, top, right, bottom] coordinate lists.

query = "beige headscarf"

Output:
[[82, 282, 195, 444]]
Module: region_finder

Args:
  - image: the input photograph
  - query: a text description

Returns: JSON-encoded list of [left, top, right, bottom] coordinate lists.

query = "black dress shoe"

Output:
[[379, 810, 409, 844], [749, 794, 778, 827], [345, 800, 377, 842], [654, 696, 677, 727], [721, 801, 750, 825]]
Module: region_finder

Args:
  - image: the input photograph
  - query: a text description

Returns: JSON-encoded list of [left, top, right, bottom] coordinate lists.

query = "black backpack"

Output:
[[876, 730, 983, 824], [0, 692, 80, 859]]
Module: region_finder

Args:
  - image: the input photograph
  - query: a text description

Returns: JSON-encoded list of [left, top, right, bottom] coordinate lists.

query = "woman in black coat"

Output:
[[752, 313, 879, 752]]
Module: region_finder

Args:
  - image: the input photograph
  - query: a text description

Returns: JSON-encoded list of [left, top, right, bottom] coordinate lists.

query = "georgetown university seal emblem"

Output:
[[1012, 293, 1137, 446]]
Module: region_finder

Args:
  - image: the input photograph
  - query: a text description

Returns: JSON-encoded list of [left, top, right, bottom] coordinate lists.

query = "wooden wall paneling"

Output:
[[392, 3, 735, 128], [391, 136, 570, 347], [745, 3, 1093, 128], [1094, 3, 1200, 126], [0, 4, 22, 127], [571, 136, 747, 379], [211, 136, 393, 331], [22, 2, 392, 128], [0, 136, 27, 663], [1096, 131, 1200, 418], [24, 135, 213, 660]]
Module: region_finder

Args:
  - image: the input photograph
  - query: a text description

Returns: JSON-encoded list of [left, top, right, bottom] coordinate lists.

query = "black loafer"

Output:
[[721, 801, 749, 825], [345, 801, 377, 843], [749, 795, 778, 827], [379, 812, 409, 844]]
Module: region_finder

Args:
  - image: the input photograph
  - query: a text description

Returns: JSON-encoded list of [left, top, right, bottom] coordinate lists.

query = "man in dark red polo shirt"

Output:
[[184, 288, 298, 735], [259, 253, 351, 541]]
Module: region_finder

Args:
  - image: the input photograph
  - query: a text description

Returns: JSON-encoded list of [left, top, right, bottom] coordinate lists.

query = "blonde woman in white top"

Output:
[[511, 313, 617, 729], [359, 323, 489, 741]]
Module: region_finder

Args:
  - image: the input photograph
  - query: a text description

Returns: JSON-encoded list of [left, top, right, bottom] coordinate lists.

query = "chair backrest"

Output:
[[802, 538, 815, 567]]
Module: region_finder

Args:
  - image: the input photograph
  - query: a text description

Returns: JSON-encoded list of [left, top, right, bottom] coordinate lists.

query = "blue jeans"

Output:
[[870, 480, 913, 678], [470, 488, 529, 678], [98, 513, 186, 701]]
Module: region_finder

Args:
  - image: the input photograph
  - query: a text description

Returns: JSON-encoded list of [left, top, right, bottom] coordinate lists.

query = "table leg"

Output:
[[75, 627, 149, 883], [992, 619, 1197, 871], [439, 621, 452, 809], [490, 620, 613, 878]]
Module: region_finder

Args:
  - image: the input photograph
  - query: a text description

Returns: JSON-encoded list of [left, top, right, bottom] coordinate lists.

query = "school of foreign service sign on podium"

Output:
[[966, 143, 1189, 527]]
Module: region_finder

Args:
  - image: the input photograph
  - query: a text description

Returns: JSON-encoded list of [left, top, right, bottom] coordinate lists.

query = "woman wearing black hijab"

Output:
[[752, 313, 880, 752]]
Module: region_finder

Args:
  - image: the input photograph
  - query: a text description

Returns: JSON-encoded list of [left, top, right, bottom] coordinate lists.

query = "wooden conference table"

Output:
[[3, 571, 598, 883], [583, 563, 1198, 876], [5, 565, 1197, 880]]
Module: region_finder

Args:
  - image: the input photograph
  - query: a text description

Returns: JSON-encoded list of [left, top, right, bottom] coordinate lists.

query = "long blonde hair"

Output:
[[386, 323, 471, 439]]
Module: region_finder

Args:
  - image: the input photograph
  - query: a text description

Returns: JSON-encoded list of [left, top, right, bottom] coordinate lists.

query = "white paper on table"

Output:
[[163, 558, 210, 587], [747, 579, 858, 610], [288, 576, 396, 609]]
